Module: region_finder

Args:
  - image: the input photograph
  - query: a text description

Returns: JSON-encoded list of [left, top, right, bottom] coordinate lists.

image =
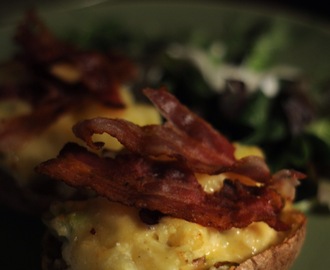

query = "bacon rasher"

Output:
[[37, 88, 305, 231], [37, 143, 288, 231]]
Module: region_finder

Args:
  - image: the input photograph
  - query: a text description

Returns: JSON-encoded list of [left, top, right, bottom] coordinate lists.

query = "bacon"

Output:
[[226, 155, 271, 183], [36, 88, 301, 231], [37, 143, 205, 208], [37, 143, 288, 231], [73, 118, 231, 174], [143, 88, 236, 162], [73, 88, 236, 174]]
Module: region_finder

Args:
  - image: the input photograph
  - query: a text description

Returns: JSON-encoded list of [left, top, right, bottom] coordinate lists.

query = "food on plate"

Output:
[[0, 11, 160, 213], [38, 88, 306, 270]]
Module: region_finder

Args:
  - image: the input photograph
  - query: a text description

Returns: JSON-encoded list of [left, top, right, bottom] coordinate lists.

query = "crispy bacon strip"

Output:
[[37, 143, 288, 231], [39, 143, 205, 205], [73, 117, 271, 179], [73, 88, 237, 174], [73, 118, 233, 174], [143, 88, 236, 162], [37, 89, 301, 231], [226, 155, 271, 183], [73, 88, 272, 179]]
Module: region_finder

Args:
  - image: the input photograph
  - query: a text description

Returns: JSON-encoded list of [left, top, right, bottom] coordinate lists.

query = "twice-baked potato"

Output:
[[38, 88, 306, 270]]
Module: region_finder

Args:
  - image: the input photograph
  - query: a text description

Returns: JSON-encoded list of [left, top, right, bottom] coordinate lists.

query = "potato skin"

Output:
[[236, 211, 306, 270]]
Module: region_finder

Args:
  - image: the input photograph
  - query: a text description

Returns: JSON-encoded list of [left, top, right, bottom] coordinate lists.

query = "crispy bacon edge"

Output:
[[37, 88, 305, 231]]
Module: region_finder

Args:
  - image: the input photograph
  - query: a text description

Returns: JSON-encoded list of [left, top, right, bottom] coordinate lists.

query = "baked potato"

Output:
[[38, 88, 306, 270]]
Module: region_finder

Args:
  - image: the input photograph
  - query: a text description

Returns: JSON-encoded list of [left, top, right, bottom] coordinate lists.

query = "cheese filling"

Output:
[[47, 197, 285, 270], [0, 87, 161, 186]]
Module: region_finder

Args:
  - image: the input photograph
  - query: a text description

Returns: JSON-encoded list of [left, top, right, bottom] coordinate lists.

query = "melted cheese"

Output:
[[197, 143, 265, 193], [47, 197, 284, 270], [233, 143, 265, 159], [0, 87, 161, 186]]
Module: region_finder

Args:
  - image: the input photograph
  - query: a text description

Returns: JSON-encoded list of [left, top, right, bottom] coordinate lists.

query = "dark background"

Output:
[[0, 0, 329, 23], [247, 0, 329, 20]]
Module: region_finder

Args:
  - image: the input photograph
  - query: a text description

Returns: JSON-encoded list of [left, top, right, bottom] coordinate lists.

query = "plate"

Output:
[[0, 1, 329, 269]]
